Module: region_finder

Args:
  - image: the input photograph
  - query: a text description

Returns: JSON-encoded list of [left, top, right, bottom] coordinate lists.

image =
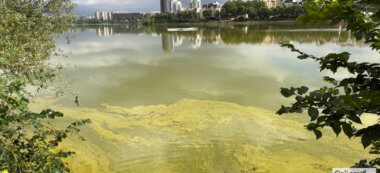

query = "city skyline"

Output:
[[74, 0, 228, 16]]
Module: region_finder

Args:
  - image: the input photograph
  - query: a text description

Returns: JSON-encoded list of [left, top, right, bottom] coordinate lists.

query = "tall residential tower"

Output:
[[189, 0, 202, 12], [161, 0, 172, 13], [172, 0, 183, 13]]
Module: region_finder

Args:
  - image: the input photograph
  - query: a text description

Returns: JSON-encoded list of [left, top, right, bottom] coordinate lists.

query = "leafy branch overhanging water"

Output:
[[277, 0, 380, 169], [0, 1, 90, 172]]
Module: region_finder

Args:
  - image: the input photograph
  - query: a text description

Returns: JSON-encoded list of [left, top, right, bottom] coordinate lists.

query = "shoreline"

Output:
[[74, 20, 340, 29], [74, 20, 299, 26]]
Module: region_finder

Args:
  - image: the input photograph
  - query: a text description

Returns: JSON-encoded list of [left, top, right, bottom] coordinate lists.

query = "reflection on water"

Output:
[[96, 26, 114, 36], [161, 33, 203, 53], [54, 23, 375, 111], [47, 23, 378, 172], [92, 24, 359, 54]]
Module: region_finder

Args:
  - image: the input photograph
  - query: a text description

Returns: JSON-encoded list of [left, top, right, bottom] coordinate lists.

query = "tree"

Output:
[[235, 0, 247, 17], [269, 5, 305, 20], [152, 10, 200, 23], [203, 9, 213, 20], [221, 1, 238, 18], [221, 0, 248, 19], [246, 0, 269, 20], [0, 0, 90, 172], [143, 14, 155, 25], [214, 10, 221, 19], [277, 0, 380, 169], [220, 0, 303, 21]]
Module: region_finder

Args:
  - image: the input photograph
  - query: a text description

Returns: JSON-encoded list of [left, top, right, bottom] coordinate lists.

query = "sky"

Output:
[[74, 0, 228, 16]]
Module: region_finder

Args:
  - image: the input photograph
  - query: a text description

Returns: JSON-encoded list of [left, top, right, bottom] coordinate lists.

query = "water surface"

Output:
[[39, 23, 377, 172]]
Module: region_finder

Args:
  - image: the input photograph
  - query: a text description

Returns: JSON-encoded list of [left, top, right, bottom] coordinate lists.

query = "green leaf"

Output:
[[342, 123, 354, 139], [280, 87, 296, 97], [297, 54, 309, 59], [313, 129, 322, 140], [276, 105, 289, 115], [361, 133, 372, 149], [306, 123, 317, 130], [295, 96, 303, 101], [281, 43, 294, 49], [297, 86, 309, 95], [355, 128, 367, 137], [348, 115, 362, 124], [323, 76, 338, 85], [331, 122, 342, 137], [308, 107, 319, 121], [344, 87, 352, 95]]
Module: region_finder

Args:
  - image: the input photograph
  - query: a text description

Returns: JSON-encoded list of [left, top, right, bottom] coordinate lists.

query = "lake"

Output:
[[35, 22, 377, 172]]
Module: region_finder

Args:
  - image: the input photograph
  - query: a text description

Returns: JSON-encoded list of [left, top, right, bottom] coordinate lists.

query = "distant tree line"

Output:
[[148, 10, 200, 24], [75, 17, 141, 25], [75, 0, 305, 25], [221, 0, 304, 20], [223, 0, 305, 20], [144, 0, 305, 24]]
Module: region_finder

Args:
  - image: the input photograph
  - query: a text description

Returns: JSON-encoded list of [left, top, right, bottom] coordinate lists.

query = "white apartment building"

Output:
[[172, 0, 184, 13], [95, 11, 112, 20], [264, 0, 282, 8], [264, 0, 306, 8], [202, 2, 222, 18], [189, 0, 202, 12]]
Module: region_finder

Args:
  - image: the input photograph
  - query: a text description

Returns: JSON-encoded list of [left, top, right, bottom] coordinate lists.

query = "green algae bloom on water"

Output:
[[33, 99, 368, 173]]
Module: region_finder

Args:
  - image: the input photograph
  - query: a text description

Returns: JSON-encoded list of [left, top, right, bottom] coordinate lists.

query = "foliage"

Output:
[[0, 0, 90, 172], [246, 0, 269, 20], [221, 1, 237, 18], [277, 0, 380, 169], [151, 10, 199, 23], [142, 1, 305, 24], [76, 17, 142, 25], [221, 0, 304, 20], [203, 9, 214, 20], [268, 5, 305, 20], [143, 14, 155, 25], [76, 17, 108, 25]]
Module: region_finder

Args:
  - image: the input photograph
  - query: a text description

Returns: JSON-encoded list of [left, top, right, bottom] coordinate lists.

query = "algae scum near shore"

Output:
[[33, 99, 367, 173]]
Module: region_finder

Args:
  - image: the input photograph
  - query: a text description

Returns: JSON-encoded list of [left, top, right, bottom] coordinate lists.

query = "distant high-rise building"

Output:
[[263, 0, 306, 8], [161, 0, 172, 13], [94, 12, 144, 21], [264, 0, 282, 8], [95, 12, 100, 20], [202, 2, 222, 17], [172, 0, 183, 13], [202, 2, 221, 10], [189, 0, 202, 11], [95, 11, 112, 20], [107, 12, 112, 20]]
